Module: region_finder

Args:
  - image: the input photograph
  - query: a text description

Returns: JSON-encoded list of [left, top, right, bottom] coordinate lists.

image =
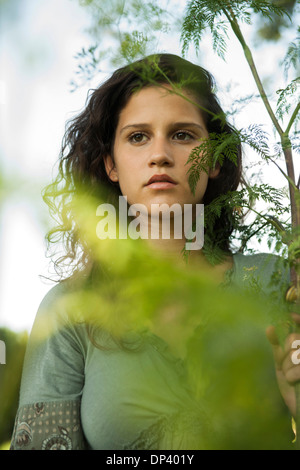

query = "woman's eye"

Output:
[[173, 131, 194, 141], [129, 133, 147, 143]]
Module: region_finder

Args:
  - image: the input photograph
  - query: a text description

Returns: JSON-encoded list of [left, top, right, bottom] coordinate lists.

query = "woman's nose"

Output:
[[148, 138, 174, 166]]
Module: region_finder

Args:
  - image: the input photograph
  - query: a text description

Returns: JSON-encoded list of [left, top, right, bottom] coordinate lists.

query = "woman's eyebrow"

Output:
[[172, 122, 205, 131], [119, 123, 150, 134], [120, 122, 205, 134]]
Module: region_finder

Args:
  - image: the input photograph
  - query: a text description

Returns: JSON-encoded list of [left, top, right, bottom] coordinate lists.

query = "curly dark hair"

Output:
[[43, 53, 242, 280]]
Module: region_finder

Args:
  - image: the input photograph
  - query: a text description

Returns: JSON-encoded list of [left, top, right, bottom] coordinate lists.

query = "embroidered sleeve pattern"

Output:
[[10, 400, 87, 450]]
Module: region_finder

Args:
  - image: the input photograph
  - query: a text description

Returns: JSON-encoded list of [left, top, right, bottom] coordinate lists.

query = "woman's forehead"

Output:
[[117, 85, 205, 127]]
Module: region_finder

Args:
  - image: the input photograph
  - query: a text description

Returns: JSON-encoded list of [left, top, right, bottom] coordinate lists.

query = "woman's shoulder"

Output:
[[230, 251, 290, 295], [31, 277, 90, 338], [38, 281, 72, 310], [18, 279, 88, 410], [232, 251, 288, 270]]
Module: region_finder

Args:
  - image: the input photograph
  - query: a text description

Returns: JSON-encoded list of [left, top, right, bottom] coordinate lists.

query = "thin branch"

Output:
[[267, 153, 297, 192], [285, 102, 300, 135], [221, 4, 299, 232], [221, 5, 284, 137], [238, 217, 286, 252]]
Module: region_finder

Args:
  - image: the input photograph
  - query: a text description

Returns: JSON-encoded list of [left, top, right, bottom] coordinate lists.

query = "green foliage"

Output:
[[71, 0, 175, 90], [46, 228, 294, 448], [186, 121, 291, 258], [276, 78, 300, 124], [181, 0, 289, 58], [56, 0, 300, 448], [181, 1, 229, 59], [187, 130, 240, 194], [256, 0, 298, 41], [72, 0, 299, 255], [185, 287, 293, 449], [180, 0, 299, 268], [282, 26, 300, 78], [201, 182, 290, 258]]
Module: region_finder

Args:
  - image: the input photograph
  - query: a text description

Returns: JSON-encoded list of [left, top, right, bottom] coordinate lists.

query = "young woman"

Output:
[[10, 54, 300, 450]]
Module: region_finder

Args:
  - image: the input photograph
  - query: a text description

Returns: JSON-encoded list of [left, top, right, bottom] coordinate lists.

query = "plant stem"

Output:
[[222, 6, 283, 136], [282, 138, 299, 228], [222, 4, 300, 444], [286, 102, 300, 135], [222, 6, 299, 226]]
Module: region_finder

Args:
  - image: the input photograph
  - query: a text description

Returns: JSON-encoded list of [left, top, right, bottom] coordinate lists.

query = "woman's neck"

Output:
[[145, 235, 233, 278], [135, 210, 204, 260]]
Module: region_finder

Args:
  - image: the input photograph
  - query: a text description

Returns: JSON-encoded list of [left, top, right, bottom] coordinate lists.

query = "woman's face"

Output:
[[105, 85, 219, 214]]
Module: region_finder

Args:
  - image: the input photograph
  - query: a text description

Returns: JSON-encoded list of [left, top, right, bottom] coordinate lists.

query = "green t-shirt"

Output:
[[10, 253, 290, 450]]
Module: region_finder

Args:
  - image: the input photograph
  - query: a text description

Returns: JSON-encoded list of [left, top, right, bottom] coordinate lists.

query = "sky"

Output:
[[0, 0, 93, 332], [0, 0, 298, 332]]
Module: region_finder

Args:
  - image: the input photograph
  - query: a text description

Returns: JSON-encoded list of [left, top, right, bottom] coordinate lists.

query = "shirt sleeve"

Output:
[[10, 400, 87, 450], [10, 283, 88, 450]]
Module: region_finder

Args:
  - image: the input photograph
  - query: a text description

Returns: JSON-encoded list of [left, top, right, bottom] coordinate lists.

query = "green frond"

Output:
[[276, 78, 300, 123], [248, 0, 291, 20], [120, 31, 149, 61], [181, 0, 291, 57], [238, 124, 271, 160], [282, 28, 300, 78], [181, 0, 227, 56], [211, 23, 228, 59], [186, 131, 241, 195], [202, 235, 229, 265]]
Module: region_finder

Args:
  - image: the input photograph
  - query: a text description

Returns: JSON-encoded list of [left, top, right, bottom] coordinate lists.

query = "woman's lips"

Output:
[[146, 174, 177, 189], [147, 181, 177, 189]]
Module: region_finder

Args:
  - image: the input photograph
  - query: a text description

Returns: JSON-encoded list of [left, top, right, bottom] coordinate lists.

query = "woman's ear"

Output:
[[208, 163, 220, 179], [104, 155, 119, 183]]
